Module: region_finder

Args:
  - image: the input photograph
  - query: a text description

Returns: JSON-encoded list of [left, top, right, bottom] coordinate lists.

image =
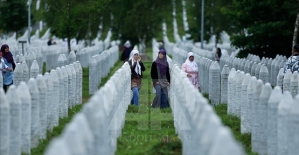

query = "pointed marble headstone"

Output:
[[76, 61, 82, 104], [290, 71, 299, 98], [227, 68, 236, 114], [0, 89, 9, 155], [56, 68, 65, 118], [209, 61, 221, 105], [60, 66, 69, 118], [251, 62, 257, 77], [287, 95, 299, 155], [57, 54, 65, 68], [50, 70, 59, 127], [22, 61, 29, 82], [45, 138, 71, 155], [276, 68, 284, 89], [267, 86, 282, 155], [7, 85, 22, 155], [259, 64, 269, 83], [68, 51, 76, 64], [283, 69, 292, 92], [241, 73, 251, 134], [277, 91, 293, 155], [65, 65, 73, 108], [30, 60, 39, 79], [13, 63, 23, 86], [0, 70, 3, 88], [89, 56, 97, 95], [255, 63, 262, 80], [17, 82, 31, 154], [257, 83, 272, 155], [44, 73, 54, 132], [251, 79, 263, 153], [36, 74, 47, 140], [235, 71, 245, 117], [27, 78, 40, 148], [221, 65, 230, 103]]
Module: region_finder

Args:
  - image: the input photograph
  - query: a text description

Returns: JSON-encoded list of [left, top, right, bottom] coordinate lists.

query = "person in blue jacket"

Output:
[[1, 44, 14, 92]]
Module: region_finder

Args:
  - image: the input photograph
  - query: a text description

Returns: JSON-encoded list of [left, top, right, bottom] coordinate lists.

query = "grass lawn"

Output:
[[26, 59, 124, 155], [116, 56, 181, 154]]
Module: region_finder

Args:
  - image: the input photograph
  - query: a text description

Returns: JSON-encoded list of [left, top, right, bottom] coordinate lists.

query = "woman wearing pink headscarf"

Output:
[[181, 52, 200, 89]]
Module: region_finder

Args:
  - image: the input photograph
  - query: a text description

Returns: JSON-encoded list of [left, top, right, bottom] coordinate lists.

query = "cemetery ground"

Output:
[[26, 59, 124, 155], [203, 93, 258, 155], [116, 61, 181, 155]]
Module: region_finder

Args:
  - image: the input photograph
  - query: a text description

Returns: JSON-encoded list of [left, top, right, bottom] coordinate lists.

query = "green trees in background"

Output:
[[0, 0, 28, 40], [223, 0, 299, 58], [104, 0, 173, 46], [43, 0, 110, 52]]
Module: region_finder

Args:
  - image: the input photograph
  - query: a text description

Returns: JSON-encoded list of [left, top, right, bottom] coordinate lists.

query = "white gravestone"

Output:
[[251, 80, 263, 153], [231, 71, 240, 116], [257, 83, 272, 155], [56, 68, 65, 118], [259, 64, 269, 83], [44, 73, 54, 132], [89, 56, 97, 95], [65, 65, 73, 108], [50, 70, 60, 127], [36, 75, 47, 140], [277, 91, 292, 155], [76, 61, 83, 104], [241, 73, 251, 134], [27, 78, 40, 148], [22, 61, 29, 82], [227, 68, 236, 114], [247, 76, 257, 132], [221, 65, 230, 104], [288, 95, 299, 155], [0, 89, 9, 155], [283, 69, 292, 92], [209, 61, 221, 105], [73, 62, 80, 105], [290, 71, 299, 98], [60, 66, 69, 117], [70, 64, 77, 106], [267, 86, 282, 155], [30, 60, 39, 78], [0, 70, 3, 88], [13, 63, 23, 86], [276, 68, 284, 89], [68, 51, 76, 64], [45, 138, 71, 155], [255, 63, 262, 80], [7, 85, 22, 155], [235, 71, 245, 117], [17, 82, 31, 154]]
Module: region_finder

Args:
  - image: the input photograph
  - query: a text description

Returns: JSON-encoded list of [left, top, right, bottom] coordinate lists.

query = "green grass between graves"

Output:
[[116, 56, 182, 155], [25, 58, 123, 155], [203, 93, 258, 155]]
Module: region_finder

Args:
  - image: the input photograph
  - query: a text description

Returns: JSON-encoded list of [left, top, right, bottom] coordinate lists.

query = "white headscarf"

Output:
[[124, 40, 131, 48], [185, 52, 198, 72], [130, 49, 141, 75]]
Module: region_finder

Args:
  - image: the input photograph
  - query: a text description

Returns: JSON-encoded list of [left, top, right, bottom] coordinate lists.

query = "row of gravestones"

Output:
[[44, 61, 131, 155], [220, 53, 288, 87], [169, 63, 245, 155], [89, 46, 119, 95], [0, 60, 82, 155], [15, 51, 43, 74], [224, 67, 299, 155]]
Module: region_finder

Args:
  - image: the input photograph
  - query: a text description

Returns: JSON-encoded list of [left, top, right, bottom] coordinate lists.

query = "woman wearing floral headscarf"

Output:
[[1, 44, 15, 92], [151, 49, 170, 109], [182, 52, 199, 89]]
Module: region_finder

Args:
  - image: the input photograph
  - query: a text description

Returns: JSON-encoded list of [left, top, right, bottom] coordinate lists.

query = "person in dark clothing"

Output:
[[151, 49, 170, 109], [121, 40, 132, 62], [215, 47, 222, 62], [128, 49, 146, 106], [284, 44, 299, 73], [47, 37, 56, 46]]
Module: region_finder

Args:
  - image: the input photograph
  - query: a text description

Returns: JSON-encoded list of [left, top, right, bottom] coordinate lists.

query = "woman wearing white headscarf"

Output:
[[128, 49, 145, 106], [181, 52, 199, 89]]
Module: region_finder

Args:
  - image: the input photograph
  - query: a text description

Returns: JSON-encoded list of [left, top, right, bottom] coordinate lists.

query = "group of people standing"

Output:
[[126, 40, 203, 109], [0, 44, 15, 92]]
